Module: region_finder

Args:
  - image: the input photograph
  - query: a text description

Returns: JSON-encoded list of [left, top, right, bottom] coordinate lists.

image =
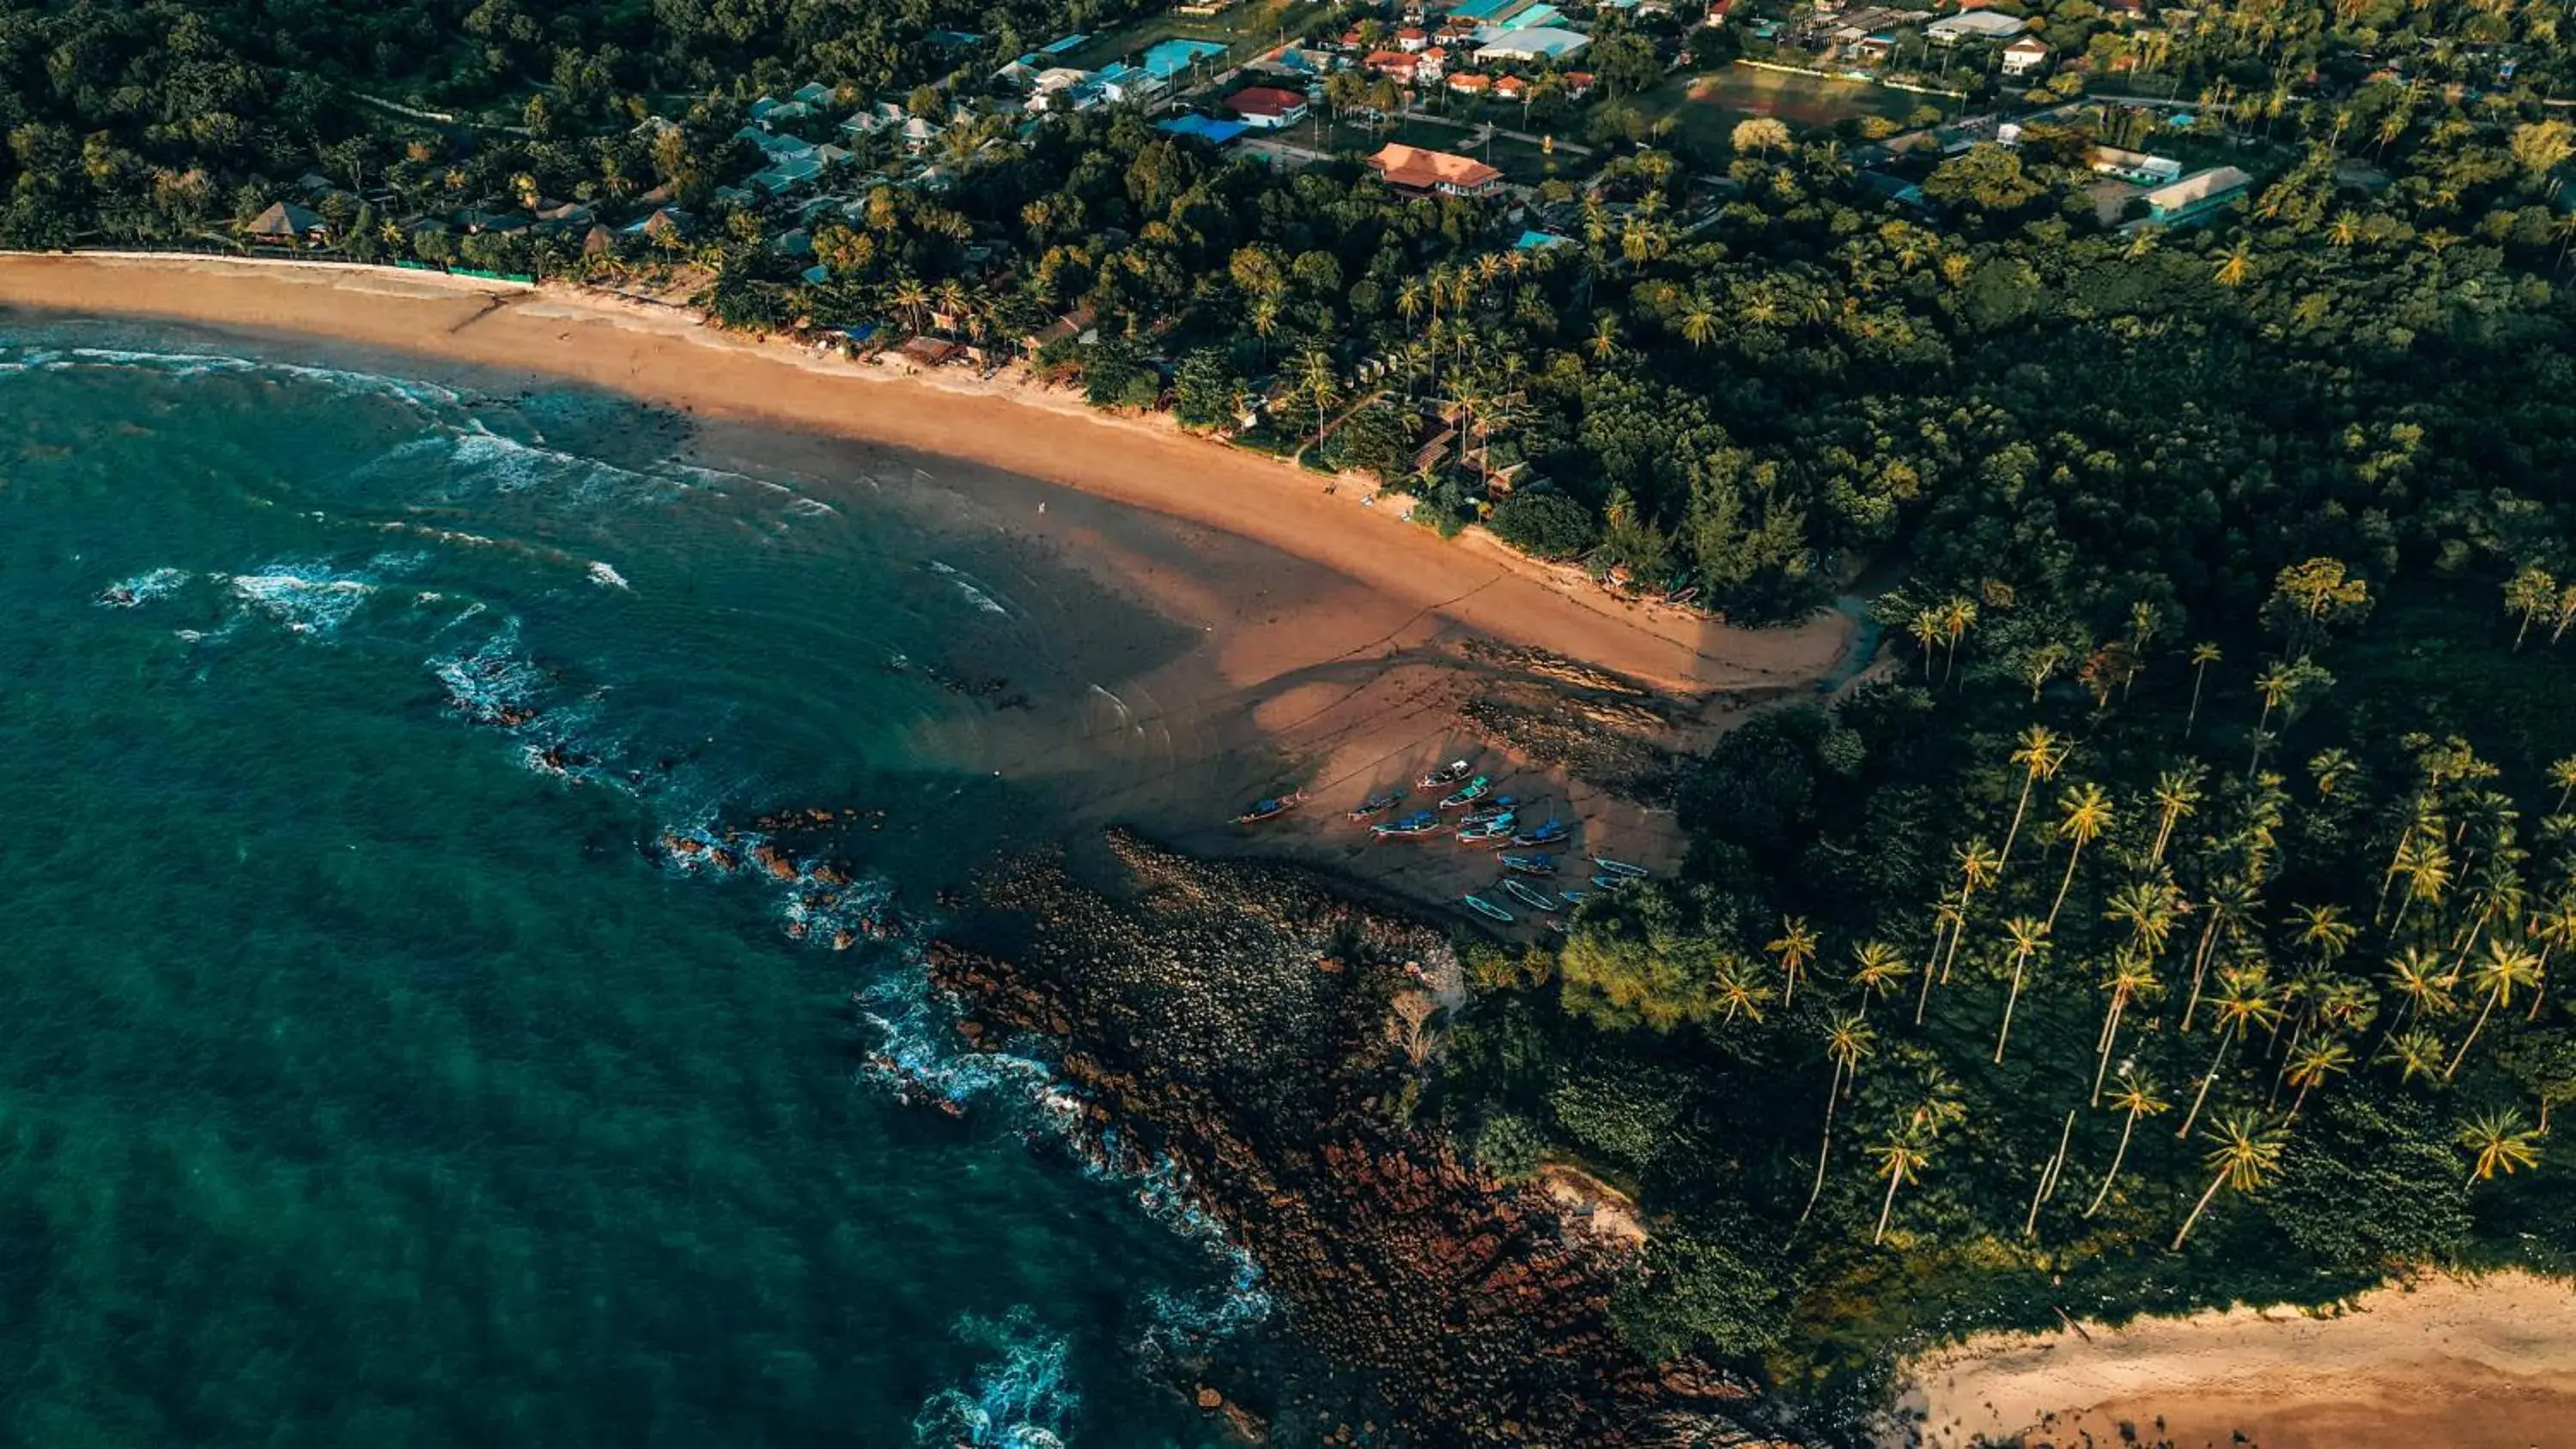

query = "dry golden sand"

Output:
[[1886, 1270, 2576, 1449]]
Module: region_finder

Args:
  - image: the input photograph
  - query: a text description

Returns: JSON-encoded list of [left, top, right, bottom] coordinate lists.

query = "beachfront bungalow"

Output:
[[1367, 142, 1506, 197], [1022, 304, 1100, 355], [623, 206, 695, 242], [1226, 85, 1312, 128], [243, 201, 328, 246]]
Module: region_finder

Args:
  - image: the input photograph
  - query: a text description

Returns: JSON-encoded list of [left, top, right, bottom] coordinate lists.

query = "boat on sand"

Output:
[[1462, 894, 1514, 924], [1500, 878, 1560, 913], [1347, 791, 1404, 821], [1234, 791, 1306, 824], [1593, 858, 1650, 879], [1371, 810, 1441, 839], [1418, 759, 1473, 791]]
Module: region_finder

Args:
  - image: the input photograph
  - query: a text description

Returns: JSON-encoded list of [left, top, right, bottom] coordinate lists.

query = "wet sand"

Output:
[[1886, 1270, 2576, 1449]]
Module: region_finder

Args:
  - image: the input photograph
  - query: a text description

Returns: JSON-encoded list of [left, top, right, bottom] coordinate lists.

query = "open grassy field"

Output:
[[1634, 64, 1947, 152]]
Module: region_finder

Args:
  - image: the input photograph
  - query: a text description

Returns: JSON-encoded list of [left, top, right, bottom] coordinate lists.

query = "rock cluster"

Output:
[[929, 831, 1815, 1448]]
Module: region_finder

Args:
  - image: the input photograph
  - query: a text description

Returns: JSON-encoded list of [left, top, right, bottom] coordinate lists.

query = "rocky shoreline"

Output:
[[926, 830, 1814, 1448]]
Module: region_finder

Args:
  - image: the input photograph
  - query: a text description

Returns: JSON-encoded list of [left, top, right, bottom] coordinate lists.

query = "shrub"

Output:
[[1487, 487, 1597, 558]]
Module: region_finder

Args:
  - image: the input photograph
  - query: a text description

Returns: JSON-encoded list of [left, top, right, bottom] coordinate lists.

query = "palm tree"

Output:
[[1587, 312, 1620, 364], [2181, 875, 2260, 1031], [1869, 1126, 1931, 1245], [2505, 565, 2559, 650], [2383, 945, 2456, 1029], [2085, 1070, 2172, 1217], [1712, 955, 1777, 1026], [2172, 1109, 2288, 1250], [1907, 610, 1944, 681], [1678, 297, 1720, 349], [889, 275, 931, 334], [2458, 1106, 2543, 1185], [1394, 276, 1427, 333], [1766, 917, 1819, 1009], [2388, 834, 2454, 935], [2281, 1038, 2354, 1116], [1849, 941, 1911, 1019], [2046, 784, 2116, 931], [2447, 937, 2543, 1079], [1993, 916, 2052, 1064], [1801, 1012, 1876, 1224], [2147, 766, 2205, 865], [2213, 238, 2255, 288], [2551, 755, 2576, 814], [1936, 837, 2004, 986], [2248, 660, 2300, 779], [2184, 642, 2222, 736], [2000, 726, 2070, 870], [1938, 596, 1980, 682], [2093, 950, 2162, 1103], [1292, 344, 1340, 458], [2179, 966, 2282, 1139], [2378, 1027, 2448, 1086]]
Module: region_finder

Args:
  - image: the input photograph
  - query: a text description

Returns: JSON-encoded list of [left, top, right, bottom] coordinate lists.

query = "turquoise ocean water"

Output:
[[0, 320, 1261, 1448]]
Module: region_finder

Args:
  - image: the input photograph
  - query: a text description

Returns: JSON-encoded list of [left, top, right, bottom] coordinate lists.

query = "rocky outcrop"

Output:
[[929, 831, 1814, 1448]]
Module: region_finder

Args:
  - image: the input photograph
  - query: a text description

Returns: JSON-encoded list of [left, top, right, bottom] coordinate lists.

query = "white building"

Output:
[[2000, 35, 2052, 76], [1925, 10, 2027, 42]]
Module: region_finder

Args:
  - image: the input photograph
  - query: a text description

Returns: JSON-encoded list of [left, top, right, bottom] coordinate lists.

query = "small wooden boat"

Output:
[[1235, 791, 1306, 824], [1589, 874, 1631, 891], [1560, 889, 1589, 906], [1501, 878, 1560, 913], [1347, 791, 1405, 821], [1418, 759, 1473, 791], [1593, 858, 1651, 879], [1372, 810, 1441, 839], [1457, 797, 1519, 828], [1498, 853, 1556, 876], [1457, 811, 1516, 836], [1456, 821, 1516, 847], [1512, 819, 1571, 847], [1437, 776, 1492, 809], [1462, 894, 1514, 924]]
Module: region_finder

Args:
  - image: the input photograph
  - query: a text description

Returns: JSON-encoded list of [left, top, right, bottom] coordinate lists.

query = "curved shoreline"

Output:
[[1885, 1269, 2576, 1448], [0, 252, 1850, 696]]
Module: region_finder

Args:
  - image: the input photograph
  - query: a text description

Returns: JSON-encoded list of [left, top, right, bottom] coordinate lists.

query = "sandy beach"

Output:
[[1886, 1270, 2576, 1449], [1, 252, 1851, 910]]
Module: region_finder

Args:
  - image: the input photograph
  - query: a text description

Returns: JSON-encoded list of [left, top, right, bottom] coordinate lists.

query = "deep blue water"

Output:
[[0, 321, 1260, 1448]]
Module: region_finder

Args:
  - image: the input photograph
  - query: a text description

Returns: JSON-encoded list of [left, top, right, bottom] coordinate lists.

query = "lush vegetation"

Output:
[[8, 0, 2576, 1433]]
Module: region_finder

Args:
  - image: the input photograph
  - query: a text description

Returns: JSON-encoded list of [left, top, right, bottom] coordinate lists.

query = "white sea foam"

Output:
[[95, 567, 190, 607], [910, 1309, 1076, 1449], [586, 561, 630, 591], [928, 561, 1010, 616], [224, 566, 379, 635]]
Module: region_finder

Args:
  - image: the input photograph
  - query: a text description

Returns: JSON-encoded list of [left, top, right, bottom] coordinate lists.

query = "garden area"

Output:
[[1631, 63, 1946, 151], [1060, 0, 1338, 78]]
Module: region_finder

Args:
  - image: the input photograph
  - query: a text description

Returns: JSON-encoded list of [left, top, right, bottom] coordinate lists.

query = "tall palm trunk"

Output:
[[2185, 658, 2211, 737], [2046, 840, 2088, 933], [2180, 913, 2224, 1031], [2025, 1110, 2076, 1237], [2093, 996, 2128, 1105], [2171, 1159, 2235, 1250], [1999, 773, 2038, 870], [2446, 992, 2501, 1080], [2084, 1113, 2140, 1217], [1874, 1170, 1903, 1245], [1996, 951, 2035, 1063], [1799, 1063, 1844, 1224], [2178, 1033, 2235, 1141]]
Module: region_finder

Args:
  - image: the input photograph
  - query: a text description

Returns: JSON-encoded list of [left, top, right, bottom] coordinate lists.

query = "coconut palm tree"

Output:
[[1801, 1011, 1877, 1224], [2551, 755, 2576, 814], [1907, 610, 1944, 682], [2105, 876, 2186, 963], [1939, 596, 1980, 682], [2179, 965, 2282, 1139], [2085, 1070, 2171, 1217], [2458, 1106, 2543, 1185], [1765, 916, 1819, 1009], [1850, 941, 1911, 1019], [2182, 875, 2262, 1031], [2389, 834, 2454, 936], [2282, 1037, 2354, 1116], [1937, 837, 2005, 986], [1678, 297, 1720, 350], [889, 275, 932, 334], [2383, 945, 2456, 1029], [2000, 725, 2070, 870], [2378, 1027, 2448, 1086], [1712, 955, 1776, 1026], [1869, 1126, 1932, 1245], [1994, 916, 2052, 1064], [2148, 765, 2205, 865], [2047, 783, 2115, 932], [2093, 951, 2162, 1103], [2172, 1109, 2288, 1250], [2447, 937, 2543, 1080], [1292, 344, 1340, 458], [2184, 642, 2222, 736]]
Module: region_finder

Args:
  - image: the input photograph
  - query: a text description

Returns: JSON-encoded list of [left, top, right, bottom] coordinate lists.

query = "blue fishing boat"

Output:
[[1498, 853, 1556, 876], [1589, 874, 1631, 891], [1371, 810, 1441, 839], [1501, 878, 1560, 913], [1456, 819, 1516, 847], [1234, 790, 1305, 824], [1512, 819, 1571, 847], [1462, 894, 1514, 924], [1347, 791, 1404, 821], [1593, 858, 1650, 879], [1457, 797, 1519, 828], [1437, 775, 1492, 809], [1560, 889, 1589, 906]]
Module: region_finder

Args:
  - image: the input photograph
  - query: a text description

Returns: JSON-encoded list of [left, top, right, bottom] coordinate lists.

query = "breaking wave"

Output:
[[911, 1309, 1077, 1449], [928, 561, 1010, 616], [222, 564, 380, 636], [95, 567, 190, 608]]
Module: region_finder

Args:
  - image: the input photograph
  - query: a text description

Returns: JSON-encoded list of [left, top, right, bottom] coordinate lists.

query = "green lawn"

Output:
[[1631, 64, 1947, 153]]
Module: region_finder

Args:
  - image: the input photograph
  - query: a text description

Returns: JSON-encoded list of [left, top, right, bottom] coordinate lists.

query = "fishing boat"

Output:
[[1560, 889, 1589, 906], [1593, 858, 1651, 879], [1346, 791, 1404, 821], [1417, 759, 1473, 791], [1589, 874, 1631, 891], [1437, 776, 1492, 809], [1462, 894, 1514, 924], [1501, 878, 1560, 913], [1234, 791, 1306, 824], [1498, 853, 1556, 876], [1371, 810, 1441, 839], [1512, 819, 1571, 847], [1456, 819, 1517, 847], [1457, 797, 1519, 828]]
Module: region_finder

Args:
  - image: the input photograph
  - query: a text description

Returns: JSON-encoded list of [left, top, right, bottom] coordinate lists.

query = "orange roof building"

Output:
[[1366, 142, 1506, 197]]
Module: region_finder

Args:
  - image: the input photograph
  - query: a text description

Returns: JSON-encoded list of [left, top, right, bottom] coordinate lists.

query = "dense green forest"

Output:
[[8, 0, 2576, 1433]]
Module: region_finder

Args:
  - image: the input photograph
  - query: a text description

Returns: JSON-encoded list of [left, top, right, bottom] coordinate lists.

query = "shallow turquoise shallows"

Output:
[[0, 320, 1255, 1449]]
